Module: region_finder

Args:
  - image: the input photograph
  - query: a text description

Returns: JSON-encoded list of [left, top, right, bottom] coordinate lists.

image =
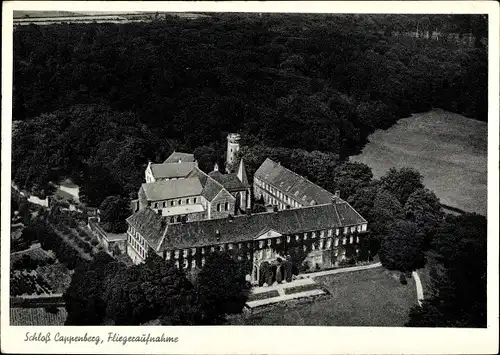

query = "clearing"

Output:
[[350, 109, 487, 215]]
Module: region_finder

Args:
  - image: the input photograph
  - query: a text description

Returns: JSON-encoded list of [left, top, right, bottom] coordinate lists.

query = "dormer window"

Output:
[[294, 191, 299, 196], [302, 195, 307, 201]]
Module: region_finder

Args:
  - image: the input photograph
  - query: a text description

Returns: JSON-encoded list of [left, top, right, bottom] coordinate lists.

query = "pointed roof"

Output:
[[237, 159, 249, 185]]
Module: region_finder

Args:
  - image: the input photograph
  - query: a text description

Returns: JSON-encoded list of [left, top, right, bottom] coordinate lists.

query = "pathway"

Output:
[[246, 262, 382, 310], [412, 271, 424, 306], [302, 262, 382, 279]]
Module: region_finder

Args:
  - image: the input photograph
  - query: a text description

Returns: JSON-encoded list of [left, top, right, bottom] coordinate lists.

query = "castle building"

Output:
[[128, 136, 251, 263], [126, 196, 367, 281], [126, 153, 369, 281]]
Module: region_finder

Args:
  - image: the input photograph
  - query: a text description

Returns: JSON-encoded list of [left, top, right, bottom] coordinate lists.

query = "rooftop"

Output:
[[149, 162, 197, 179], [163, 151, 196, 164], [255, 158, 338, 205], [141, 178, 203, 201], [126, 198, 367, 252], [208, 171, 249, 191]]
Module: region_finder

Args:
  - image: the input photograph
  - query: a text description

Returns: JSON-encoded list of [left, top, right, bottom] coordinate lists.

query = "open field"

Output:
[[350, 109, 487, 215], [231, 268, 417, 326]]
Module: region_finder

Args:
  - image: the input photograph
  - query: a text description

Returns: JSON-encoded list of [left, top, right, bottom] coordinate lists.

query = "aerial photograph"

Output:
[[8, 10, 487, 328]]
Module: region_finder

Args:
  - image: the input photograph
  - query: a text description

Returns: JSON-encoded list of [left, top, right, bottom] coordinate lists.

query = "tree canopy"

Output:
[[379, 219, 425, 272], [12, 14, 487, 202]]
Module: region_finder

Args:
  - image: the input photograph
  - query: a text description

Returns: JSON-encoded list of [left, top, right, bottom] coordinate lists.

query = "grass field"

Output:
[[231, 268, 417, 326], [350, 109, 487, 215]]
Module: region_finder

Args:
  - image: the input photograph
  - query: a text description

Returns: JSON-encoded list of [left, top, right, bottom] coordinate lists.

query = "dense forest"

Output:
[[12, 13, 487, 204]]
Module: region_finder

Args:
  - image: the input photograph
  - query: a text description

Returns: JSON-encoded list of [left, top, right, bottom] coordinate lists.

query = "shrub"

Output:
[[82, 243, 92, 253], [90, 238, 99, 246]]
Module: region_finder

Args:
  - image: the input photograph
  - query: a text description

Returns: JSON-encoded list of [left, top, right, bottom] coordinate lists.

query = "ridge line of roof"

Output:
[[258, 158, 340, 201]]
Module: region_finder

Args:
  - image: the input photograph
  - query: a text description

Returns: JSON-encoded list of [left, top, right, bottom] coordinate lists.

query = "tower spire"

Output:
[[237, 159, 248, 185]]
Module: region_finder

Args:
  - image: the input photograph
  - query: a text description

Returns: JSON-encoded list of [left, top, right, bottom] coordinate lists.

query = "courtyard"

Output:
[[230, 267, 418, 326]]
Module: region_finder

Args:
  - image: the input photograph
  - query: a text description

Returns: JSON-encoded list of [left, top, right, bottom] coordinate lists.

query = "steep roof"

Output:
[[208, 171, 248, 192], [150, 162, 197, 179], [163, 151, 196, 163], [255, 158, 336, 205], [237, 159, 249, 186], [141, 178, 203, 201], [156, 200, 367, 251], [188, 166, 235, 202], [126, 207, 166, 250]]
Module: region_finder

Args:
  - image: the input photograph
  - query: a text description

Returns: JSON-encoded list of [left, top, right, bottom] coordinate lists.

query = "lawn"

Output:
[[231, 268, 418, 326]]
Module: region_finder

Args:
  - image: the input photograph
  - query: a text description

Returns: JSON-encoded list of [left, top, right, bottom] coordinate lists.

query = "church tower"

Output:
[[226, 133, 240, 173]]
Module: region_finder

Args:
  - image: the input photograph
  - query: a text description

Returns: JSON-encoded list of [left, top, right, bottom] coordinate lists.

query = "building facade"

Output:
[[126, 197, 368, 282]]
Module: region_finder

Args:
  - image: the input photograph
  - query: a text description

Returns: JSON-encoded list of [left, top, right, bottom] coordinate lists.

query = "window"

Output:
[[170, 201, 174, 206], [304, 233, 308, 240], [178, 199, 182, 205], [183, 259, 188, 269], [336, 228, 340, 236], [170, 216, 174, 223], [217, 203, 221, 212], [295, 235, 299, 241], [186, 198, 190, 204], [287, 236, 291, 243], [350, 236, 354, 244], [326, 238, 332, 249], [344, 227, 348, 234], [191, 260, 196, 269], [202, 258, 206, 266], [228, 243, 233, 250], [342, 237, 347, 245], [183, 249, 188, 257], [356, 236, 360, 243], [267, 239, 272, 246], [259, 241, 264, 248], [154, 202, 158, 208], [191, 248, 196, 255], [334, 238, 339, 247], [163, 202, 166, 208], [276, 238, 281, 245], [224, 202, 229, 211], [166, 252, 171, 260], [175, 250, 179, 258], [319, 240, 324, 249], [351, 226, 356, 233], [194, 198, 197, 203]]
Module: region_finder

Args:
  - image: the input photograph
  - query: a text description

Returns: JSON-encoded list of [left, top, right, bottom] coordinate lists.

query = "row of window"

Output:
[[163, 231, 363, 261], [215, 201, 230, 212], [127, 231, 147, 260], [255, 178, 305, 207], [151, 197, 199, 209]]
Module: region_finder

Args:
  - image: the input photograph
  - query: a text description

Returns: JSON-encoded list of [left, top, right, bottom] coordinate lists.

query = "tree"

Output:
[[333, 161, 373, 198], [380, 167, 424, 205], [404, 188, 444, 248], [99, 195, 130, 233], [367, 188, 405, 254], [407, 214, 486, 327], [196, 251, 251, 324], [379, 220, 425, 272], [193, 145, 219, 173], [64, 252, 114, 325]]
